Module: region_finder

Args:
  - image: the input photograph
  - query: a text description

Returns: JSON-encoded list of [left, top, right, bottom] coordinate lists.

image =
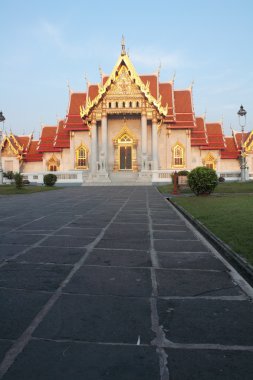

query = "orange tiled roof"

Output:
[[201, 123, 225, 150], [221, 137, 239, 159], [24, 140, 43, 162], [38, 126, 61, 152], [169, 90, 195, 129], [65, 93, 89, 131], [54, 120, 70, 149], [191, 117, 208, 146], [88, 84, 99, 101], [159, 82, 174, 122], [234, 131, 250, 149], [140, 75, 158, 98]]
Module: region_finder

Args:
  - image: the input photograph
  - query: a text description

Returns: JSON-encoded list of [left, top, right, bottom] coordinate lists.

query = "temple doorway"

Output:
[[120, 146, 132, 170]]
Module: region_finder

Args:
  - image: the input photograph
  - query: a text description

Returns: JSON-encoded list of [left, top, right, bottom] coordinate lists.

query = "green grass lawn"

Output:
[[158, 181, 253, 194], [172, 195, 253, 265], [0, 185, 62, 195]]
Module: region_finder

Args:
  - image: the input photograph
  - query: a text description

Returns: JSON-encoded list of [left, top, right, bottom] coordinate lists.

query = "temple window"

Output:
[[108, 102, 111, 108], [172, 143, 184, 167], [123, 102, 125, 108], [116, 102, 118, 108], [75, 144, 88, 169], [204, 153, 216, 170], [129, 101, 132, 107], [136, 101, 139, 107]]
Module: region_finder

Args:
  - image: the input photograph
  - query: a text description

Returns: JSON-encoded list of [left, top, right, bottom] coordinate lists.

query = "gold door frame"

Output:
[[113, 123, 138, 172]]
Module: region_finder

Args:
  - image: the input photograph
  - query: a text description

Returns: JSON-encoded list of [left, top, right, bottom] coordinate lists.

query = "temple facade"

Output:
[[1, 42, 253, 185]]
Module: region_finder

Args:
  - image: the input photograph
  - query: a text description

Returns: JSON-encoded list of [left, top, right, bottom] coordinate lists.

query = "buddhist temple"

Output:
[[1, 38, 253, 185]]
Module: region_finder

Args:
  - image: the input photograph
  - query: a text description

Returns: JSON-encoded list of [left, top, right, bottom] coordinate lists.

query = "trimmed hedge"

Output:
[[188, 167, 218, 195], [43, 174, 57, 187]]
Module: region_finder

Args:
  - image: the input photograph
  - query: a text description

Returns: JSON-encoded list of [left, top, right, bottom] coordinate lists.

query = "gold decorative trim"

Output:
[[80, 54, 168, 118], [75, 143, 89, 169], [171, 142, 185, 168]]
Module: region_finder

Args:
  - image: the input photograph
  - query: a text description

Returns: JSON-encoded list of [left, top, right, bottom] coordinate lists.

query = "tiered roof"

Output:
[[191, 117, 208, 146], [201, 122, 226, 150], [221, 137, 239, 159], [65, 93, 89, 131], [54, 120, 70, 149], [38, 127, 61, 152], [24, 141, 43, 162]]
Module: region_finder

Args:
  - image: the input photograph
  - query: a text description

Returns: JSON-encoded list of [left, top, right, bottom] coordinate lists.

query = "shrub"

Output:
[[188, 167, 218, 195], [4, 171, 14, 180], [219, 176, 225, 183], [14, 173, 23, 189], [177, 170, 189, 176], [43, 174, 57, 187]]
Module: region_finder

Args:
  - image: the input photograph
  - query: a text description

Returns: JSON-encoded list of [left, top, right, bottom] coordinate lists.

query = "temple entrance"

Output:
[[120, 146, 132, 170], [113, 121, 138, 171]]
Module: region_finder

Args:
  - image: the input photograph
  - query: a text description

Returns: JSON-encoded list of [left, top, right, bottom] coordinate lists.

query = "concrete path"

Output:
[[0, 186, 253, 379]]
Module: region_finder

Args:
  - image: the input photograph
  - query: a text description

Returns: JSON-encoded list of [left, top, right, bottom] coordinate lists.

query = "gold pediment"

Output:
[[80, 53, 168, 118]]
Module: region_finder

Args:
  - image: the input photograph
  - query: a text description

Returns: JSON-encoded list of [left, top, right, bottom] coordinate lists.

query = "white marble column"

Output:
[[91, 117, 97, 176], [141, 108, 148, 171], [101, 109, 108, 172], [152, 112, 158, 171]]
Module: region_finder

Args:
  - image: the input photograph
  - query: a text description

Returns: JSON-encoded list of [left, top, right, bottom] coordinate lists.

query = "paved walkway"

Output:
[[0, 186, 253, 379]]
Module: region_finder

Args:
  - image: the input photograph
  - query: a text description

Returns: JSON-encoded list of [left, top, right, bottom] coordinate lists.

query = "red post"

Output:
[[173, 171, 179, 195]]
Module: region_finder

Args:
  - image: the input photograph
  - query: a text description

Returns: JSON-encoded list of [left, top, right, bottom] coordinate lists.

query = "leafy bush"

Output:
[[43, 174, 57, 187], [4, 171, 14, 180], [188, 167, 218, 195], [177, 170, 189, 176], [14, 173, 23, 189], [219, 176, 225, 182]]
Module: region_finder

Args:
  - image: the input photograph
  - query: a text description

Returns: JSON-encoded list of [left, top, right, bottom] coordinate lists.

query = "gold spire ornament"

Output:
[[121, 35, 126, 56]]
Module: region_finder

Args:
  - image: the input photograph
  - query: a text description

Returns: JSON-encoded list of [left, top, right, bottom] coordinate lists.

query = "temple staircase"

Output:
[[83, 171, 152, 186]]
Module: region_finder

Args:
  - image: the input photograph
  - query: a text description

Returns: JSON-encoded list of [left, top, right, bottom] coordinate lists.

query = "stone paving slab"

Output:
[[155, 268, 242, 296], [15, 246, 86, 264], [64, 266, 152, 296], [158, 299, 253, 345], [0, 263, 71, 291], [2, 340, 160, 380], [157, 251, 226, 270], [0, 288, 51, 339], [85, 248, 152, 267], [0, 342, 13, 364], [0, 186, 252, 380], [34, 294, 154, 344], [165, 349, 253, 380]]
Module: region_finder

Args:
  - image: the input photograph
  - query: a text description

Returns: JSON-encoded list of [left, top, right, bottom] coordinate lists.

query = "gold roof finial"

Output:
[[121, 35, 126, 56], [99, 66, 103, 83]]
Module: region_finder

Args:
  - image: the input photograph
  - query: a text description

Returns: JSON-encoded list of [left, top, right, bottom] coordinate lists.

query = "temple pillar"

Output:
[[91, 116, 97, 176], [152, 112, 158, 171], [141, 106, 148, 171], [101, 106, 108, 172]]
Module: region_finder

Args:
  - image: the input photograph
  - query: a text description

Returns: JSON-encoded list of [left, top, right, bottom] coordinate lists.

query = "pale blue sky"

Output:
[[1, 0, 253, 138]]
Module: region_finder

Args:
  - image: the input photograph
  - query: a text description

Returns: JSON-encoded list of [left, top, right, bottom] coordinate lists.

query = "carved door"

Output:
[[120, 146, 132, 170]]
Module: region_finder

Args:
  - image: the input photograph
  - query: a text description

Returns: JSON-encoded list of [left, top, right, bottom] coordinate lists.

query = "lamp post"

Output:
[[237, 105, 247, 182], [0, 111, 5, 185]]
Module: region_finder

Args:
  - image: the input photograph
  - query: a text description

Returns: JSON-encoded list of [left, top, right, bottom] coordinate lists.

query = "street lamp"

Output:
[[237, 105, 247, 182], [0, 111, 5, 185]]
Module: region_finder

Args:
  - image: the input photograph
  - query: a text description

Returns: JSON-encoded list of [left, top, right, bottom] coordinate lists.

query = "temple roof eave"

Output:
[[80, 54, 168, 119]]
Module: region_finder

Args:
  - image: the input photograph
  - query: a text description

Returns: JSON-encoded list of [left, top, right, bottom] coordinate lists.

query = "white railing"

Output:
[[152, 170, 174, 183], [21, 171, 85, 184]]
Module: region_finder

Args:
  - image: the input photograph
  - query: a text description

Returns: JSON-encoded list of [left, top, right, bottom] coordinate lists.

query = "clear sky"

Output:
[[1, 0, 253, 138]]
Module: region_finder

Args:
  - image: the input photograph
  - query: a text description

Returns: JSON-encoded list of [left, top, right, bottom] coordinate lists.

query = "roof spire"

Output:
[[99, 66, 103, 84], [121, 35, 126, 56]]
